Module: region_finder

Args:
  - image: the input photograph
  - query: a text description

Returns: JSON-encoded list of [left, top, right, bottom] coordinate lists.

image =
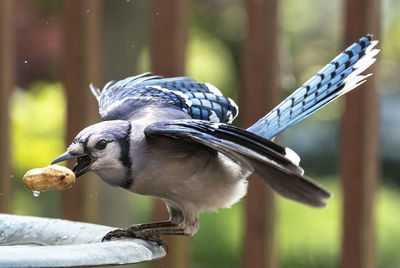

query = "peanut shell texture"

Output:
[[23, 164, 76, 192]]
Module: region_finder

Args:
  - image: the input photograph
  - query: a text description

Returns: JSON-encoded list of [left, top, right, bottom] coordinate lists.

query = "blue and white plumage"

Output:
[[92, 73, 238, 123], [52, 34, 379, 246], [248, 34, 379, 138]]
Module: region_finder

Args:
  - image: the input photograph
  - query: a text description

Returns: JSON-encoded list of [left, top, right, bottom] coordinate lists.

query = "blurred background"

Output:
[[0, 0, 399, 267]]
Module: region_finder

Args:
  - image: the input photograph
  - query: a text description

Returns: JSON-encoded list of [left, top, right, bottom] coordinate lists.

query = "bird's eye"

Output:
[[95, 139, 107, 150]]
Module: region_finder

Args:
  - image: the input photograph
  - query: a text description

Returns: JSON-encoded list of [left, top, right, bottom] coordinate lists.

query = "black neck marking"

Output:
[[80, 134, 92, 153], [118, 123, 133, 189]]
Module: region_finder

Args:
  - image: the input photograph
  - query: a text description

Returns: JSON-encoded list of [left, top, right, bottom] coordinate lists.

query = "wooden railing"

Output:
[[340, 0, 380, 267], [0, 0, 14, 214], [242, 0, 280, 267]]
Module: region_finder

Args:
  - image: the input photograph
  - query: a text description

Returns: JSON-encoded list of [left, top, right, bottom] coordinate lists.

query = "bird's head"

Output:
[[52, 120, 132, 185]]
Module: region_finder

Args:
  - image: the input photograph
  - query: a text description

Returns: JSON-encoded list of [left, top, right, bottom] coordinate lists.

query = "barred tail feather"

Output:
[[247, 34, 379, 139]]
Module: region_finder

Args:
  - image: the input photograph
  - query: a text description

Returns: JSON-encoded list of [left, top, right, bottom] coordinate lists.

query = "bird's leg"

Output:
[[128, 220, 178, 231], [142, 228, 186, 235], [102, 204, 188, 252], [101, 220, 180, 243]]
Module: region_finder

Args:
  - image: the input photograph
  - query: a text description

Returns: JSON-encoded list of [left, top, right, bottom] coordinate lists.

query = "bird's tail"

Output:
[[247, 34, 380, 139]]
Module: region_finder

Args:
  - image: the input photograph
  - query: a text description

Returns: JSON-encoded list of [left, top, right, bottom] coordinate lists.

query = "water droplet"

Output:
[[32, 191, 40, 197], [0, 238, 6, 243], [86, 9, 91, 13], [0, 231, 5, 242], [24, 60, 28, 64]]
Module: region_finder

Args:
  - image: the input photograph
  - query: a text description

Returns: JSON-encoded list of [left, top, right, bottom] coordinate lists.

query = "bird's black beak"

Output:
[[51, 152, 92, 178]]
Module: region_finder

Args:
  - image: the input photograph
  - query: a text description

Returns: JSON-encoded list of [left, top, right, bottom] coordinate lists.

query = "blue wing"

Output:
[[91, 73, 239, 123], [248, 34, 380, 139], [145, 119, 332, 207]]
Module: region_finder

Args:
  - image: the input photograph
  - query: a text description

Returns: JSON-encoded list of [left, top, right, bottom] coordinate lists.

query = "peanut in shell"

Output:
[[23, 164, 76, 192]]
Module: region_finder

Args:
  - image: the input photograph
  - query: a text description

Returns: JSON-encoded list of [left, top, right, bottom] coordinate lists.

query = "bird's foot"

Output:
[[102, 227, 168, 252], [101, 224, 142, 241]]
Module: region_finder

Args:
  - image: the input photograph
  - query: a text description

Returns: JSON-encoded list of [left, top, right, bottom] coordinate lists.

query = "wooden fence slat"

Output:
[[242, 0, 280, 267], [61, 0, 100, 222], [151, 0, 189, 77], [150, 0, 190, 267], [0, 0, 14, 213], [62, 0, 84, 221], [81, 0, 102, 224], [340, 0, 380, 267]]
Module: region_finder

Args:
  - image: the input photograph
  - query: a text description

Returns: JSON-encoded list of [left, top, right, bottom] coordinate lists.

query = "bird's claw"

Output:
[[102, 228, 169, 252], [101, 228, 128, 242]]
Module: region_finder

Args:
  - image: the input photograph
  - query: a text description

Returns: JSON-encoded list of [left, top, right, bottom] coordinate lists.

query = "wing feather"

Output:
[[145, 119, 332, 207], [94, 74, 238, 122]]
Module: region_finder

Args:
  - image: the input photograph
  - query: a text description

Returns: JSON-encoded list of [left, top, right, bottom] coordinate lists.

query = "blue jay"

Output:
[[52, 35, 379, 246]]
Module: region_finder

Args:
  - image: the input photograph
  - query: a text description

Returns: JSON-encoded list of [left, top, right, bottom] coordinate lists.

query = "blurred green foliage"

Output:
[[187, 29, 238, 101], [138, 27, 238, 101], [11, 82, 65, 172], [10, 82, 65, 217]]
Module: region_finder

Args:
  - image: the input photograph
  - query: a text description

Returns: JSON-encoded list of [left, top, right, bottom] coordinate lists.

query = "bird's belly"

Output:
[[130, 153, 249, 212]]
